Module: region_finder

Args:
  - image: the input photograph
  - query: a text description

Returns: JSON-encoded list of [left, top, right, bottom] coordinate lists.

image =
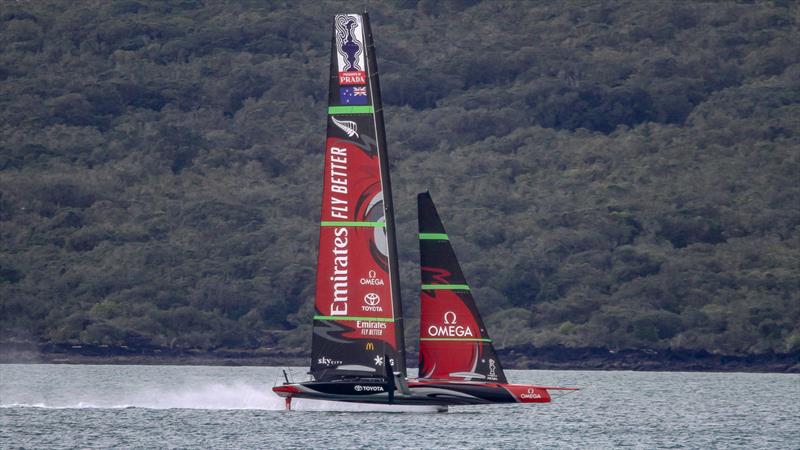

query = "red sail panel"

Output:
[[315, 137, 395, 346], [420, 289, 488, 378], [310, 13, 405, 381], [417, 192, 507, 383]]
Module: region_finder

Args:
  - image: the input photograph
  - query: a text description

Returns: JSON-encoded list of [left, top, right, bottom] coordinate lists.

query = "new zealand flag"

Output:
[[339, 86, 369, 105]]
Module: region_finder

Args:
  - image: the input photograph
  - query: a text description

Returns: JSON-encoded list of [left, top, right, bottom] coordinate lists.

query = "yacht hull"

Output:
[[273, 379, 570, 406]]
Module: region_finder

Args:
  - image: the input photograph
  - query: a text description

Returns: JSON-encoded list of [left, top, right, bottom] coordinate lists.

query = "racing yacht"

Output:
[[272, 12, 576, 410]]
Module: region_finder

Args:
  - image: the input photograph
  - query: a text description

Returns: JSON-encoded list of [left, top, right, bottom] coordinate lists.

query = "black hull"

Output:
[[273, 379, 544, 406]]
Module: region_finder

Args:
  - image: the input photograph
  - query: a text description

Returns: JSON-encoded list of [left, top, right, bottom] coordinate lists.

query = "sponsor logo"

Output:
[[354, 385, 384, 392], [317, 356, 342, 366], [356, 320, 386, 336], [488, 358, 498, 380], [363, 292, 382, 307], [371, 355, 395, 368], [521, 388, 542, 400], [331, 116, 358, 138], [327, 144, 349, 317], [364, 293, 380, 305], [330, 226, 349, 316], [335, 15, 366, 85], [427, 311, 474, 338], [339, 86, 368, 105], [328, 146, 349, 215], [339, 71, 366, 85], [365, 342, 375, 350], [360, 270, 385, 286], [362, 289, 383, 313]]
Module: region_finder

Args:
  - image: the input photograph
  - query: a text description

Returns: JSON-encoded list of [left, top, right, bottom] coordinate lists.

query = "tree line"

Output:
[[1, 0, 798, 357]]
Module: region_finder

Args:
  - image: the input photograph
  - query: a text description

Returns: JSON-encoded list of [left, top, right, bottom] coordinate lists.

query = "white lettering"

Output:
[[328, 146, 348, 219], [427, 324, 474, 337], [521, 389, 542, 399], [360, 269, 385, 286], [354, 385, 384, 392], [361, 292, 383, 312], [317, 356, 342, 366], [330, 227, 349, 316], [356, 320, 387, 336], [356, 321, 387, 329]]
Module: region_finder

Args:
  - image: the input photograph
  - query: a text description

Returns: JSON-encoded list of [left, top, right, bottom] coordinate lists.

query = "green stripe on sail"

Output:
[[320, 221, 385, 227], [328, 106, 374, 114], [419, 337, 492, 342], [314, 315, 395, 322], [421, 284, 471, 291], [419, 233, 449, 240]]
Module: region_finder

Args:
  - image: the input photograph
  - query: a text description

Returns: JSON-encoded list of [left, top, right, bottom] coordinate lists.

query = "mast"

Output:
[[309, 13, 406, 381], [363, 12, 406, 376]]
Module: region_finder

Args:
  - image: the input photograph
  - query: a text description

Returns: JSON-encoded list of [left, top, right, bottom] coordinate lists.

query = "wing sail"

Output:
[[310, 13, 406, 382]]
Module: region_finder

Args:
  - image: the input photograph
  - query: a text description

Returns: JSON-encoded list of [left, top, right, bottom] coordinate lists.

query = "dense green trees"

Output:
[[1, 1, 798, 358]]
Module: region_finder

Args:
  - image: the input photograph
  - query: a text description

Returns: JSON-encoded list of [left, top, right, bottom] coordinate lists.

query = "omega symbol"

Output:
[[443, 311, 457, 325]]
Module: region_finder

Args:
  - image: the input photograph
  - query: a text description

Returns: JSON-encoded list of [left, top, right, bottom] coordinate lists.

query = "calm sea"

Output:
[[0, 364, 797, 449]]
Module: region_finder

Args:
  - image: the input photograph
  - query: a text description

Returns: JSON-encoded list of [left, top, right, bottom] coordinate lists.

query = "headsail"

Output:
[[417, 192, 507, 383], [310, 13, 406, 381]]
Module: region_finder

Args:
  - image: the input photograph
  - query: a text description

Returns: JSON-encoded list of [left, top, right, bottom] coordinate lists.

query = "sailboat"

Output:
[[272, 12, 576, 410]]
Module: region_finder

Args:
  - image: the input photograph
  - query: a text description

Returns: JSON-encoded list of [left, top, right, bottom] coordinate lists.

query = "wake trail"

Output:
[[0, 382, 440, 412]]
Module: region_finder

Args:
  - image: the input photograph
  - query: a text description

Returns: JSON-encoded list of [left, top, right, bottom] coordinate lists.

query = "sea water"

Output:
[[1, 364, 797, 449]]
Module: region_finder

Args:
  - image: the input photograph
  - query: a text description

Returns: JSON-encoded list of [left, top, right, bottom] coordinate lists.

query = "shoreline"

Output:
[[2, 343, 797, 373]]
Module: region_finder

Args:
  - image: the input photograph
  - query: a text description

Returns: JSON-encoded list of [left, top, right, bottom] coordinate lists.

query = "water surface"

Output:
[[1, 364, 797, 448]]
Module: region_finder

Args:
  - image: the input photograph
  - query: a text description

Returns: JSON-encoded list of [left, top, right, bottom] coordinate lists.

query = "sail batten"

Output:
[[310, 13, 405, 382], [422, 284, 471, 291], [328, 106, 374, 114], [320, 221, 385, 227], [314, 315, 397, 322]]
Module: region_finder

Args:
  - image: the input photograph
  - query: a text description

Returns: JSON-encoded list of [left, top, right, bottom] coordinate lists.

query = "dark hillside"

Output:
[[1, 0, 798, 366]]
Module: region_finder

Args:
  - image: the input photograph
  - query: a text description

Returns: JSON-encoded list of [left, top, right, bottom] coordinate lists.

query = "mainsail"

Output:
[[310, 13, 406, 381], [417, 192, 507, 383]]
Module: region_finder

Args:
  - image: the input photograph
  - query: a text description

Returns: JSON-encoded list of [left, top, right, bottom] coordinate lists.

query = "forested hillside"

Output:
[[1, 0, 798, 361]]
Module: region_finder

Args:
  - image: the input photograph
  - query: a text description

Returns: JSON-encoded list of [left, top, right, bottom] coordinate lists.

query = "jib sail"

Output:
[[417, 192, 507, 383], [310, 13, 406, 381]]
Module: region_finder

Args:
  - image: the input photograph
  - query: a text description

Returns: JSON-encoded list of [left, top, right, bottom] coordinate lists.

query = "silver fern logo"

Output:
[[331, 116, 359, 138]]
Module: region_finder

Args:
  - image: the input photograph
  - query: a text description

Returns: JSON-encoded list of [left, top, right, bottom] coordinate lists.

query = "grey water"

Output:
[[0, 364, 797, 449]]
